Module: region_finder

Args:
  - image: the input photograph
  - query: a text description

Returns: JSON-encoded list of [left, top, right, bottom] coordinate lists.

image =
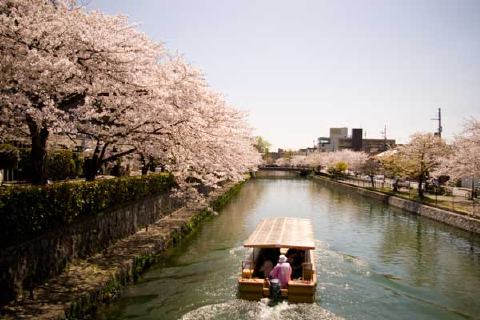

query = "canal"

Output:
[[96, 174, 480, 320]]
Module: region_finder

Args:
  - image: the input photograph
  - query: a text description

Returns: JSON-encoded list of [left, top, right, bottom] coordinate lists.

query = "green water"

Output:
[[96, 177, 480, 320]]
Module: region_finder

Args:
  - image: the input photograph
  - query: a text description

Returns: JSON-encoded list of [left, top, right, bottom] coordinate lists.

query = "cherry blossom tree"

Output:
[[135, 59, 261, 192], [303, 152, 326, 170], [290, 155, 307, 167], [437, 118, 480, 198], [303, 150, 368, 174], [1, 0, 261, 189], [1, 0, 83, 183], [377, 150, 405, 192], [53, 7, 163, 180], [336, 149, 369, 173], [358, 158, 381, 188], [0, 0, 162, 183], [396, 133, 450, 198], [275, 157, 290, 167]]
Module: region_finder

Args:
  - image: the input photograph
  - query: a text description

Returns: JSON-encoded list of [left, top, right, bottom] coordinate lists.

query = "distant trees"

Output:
[[290, 155, 307, 167], [0, 0, 261, 191], [301, 149, 369, 175], [254, 136, 271, 160], [268, 121, 478, 200]]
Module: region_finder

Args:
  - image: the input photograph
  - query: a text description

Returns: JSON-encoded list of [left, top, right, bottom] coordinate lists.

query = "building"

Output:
[[317, 128, 395, 154], [317, 128, 348, 152], [297, 147, 317, 156]]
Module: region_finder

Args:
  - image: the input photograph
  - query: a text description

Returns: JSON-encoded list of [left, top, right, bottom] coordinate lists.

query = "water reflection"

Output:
[[96, 178, 480, 320]]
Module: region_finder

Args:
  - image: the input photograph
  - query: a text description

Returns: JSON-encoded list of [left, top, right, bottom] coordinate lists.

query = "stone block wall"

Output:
[[0, 192, 182, 304]]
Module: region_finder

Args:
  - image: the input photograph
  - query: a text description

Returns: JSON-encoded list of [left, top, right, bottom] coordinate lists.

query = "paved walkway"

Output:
[[338, 177, 480, 218]]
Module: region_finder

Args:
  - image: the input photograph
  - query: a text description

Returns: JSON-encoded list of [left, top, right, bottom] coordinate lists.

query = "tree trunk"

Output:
[[418, 158, 426, 199], [471, 175, 476, 200], [84, 143, 135, 180], [84, 142, 111, 181], [369, 175, 375, 189], [140, 154, 148, 175], [418, 174, 424, 199], [392, 178, 399, 192], [27, 117, 49, 185], [84, 155, 99, 181]]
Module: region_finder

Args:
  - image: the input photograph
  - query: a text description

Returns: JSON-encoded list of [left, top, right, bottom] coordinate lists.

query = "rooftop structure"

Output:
[[243, 217, 315, 249], [317, 127, 395, 154]]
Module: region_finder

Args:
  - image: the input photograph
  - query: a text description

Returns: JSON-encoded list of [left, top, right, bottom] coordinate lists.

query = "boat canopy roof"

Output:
[[244, 217, 315, 250]]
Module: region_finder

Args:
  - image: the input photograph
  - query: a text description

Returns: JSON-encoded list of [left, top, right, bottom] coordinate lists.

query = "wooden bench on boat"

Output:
[[238, 217, 317, 303]]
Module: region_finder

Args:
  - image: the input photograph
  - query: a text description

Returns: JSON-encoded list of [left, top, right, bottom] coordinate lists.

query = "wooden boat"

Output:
[[238, 217, 317, 303]]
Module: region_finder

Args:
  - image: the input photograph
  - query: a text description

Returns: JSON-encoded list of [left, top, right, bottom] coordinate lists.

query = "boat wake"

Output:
[[180, 299, 342, 320]]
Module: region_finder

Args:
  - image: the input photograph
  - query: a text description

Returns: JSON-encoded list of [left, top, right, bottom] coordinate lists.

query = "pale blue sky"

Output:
[[87, 0, 480, 149]]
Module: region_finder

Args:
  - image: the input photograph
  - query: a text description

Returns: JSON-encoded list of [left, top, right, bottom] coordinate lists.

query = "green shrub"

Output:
[[17, 148, 33, 181], [327, 161, 348, 177], [72, 152, 84, 177], [47, 149, 76, 181], [0, 173, 175, 248], [0, 144, 19, 169], [109, 160, 128, 177]]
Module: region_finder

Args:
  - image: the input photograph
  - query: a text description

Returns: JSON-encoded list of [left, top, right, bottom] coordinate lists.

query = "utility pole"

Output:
[[431, 108, 443, 138], [380, 125, 387, 151]]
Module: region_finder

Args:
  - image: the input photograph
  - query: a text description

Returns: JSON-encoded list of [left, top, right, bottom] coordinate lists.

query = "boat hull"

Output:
[[238, 251, 317, 303], [238, 278, 316, 303]]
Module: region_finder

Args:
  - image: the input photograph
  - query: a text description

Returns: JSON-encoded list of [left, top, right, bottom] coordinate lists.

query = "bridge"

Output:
[[258, 165, 303, 171], [257, 166, 311, 176]]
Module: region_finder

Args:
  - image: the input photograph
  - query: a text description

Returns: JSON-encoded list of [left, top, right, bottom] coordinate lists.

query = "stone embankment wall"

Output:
[[0, 192, 182, 305], [310, 176, 480, 234], [1, 180, 244, 320]]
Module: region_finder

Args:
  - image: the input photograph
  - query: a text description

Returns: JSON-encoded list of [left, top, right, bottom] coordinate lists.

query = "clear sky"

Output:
[[87, 0, 480, 150]]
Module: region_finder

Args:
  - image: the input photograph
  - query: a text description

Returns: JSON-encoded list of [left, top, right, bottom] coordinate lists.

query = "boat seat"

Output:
[[302, 262, 313, 281], [242, 268, 253, 279], [242, 260, 254, 278]]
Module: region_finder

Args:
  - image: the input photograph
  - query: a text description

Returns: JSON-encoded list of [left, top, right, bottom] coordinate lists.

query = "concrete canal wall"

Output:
[[310, 176, 480, 234], [0, 181, 245, 320]]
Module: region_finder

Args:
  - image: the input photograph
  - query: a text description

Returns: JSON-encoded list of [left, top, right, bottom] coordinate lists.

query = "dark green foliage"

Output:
[[14, 148, 83, 181], [47, 149, 76, 181], [0, 173, 175, 248], [0, 144, 20, 169], [17, 148, 34, 181], [72, 152, 84, 177], [109, 160, 128, 177]]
